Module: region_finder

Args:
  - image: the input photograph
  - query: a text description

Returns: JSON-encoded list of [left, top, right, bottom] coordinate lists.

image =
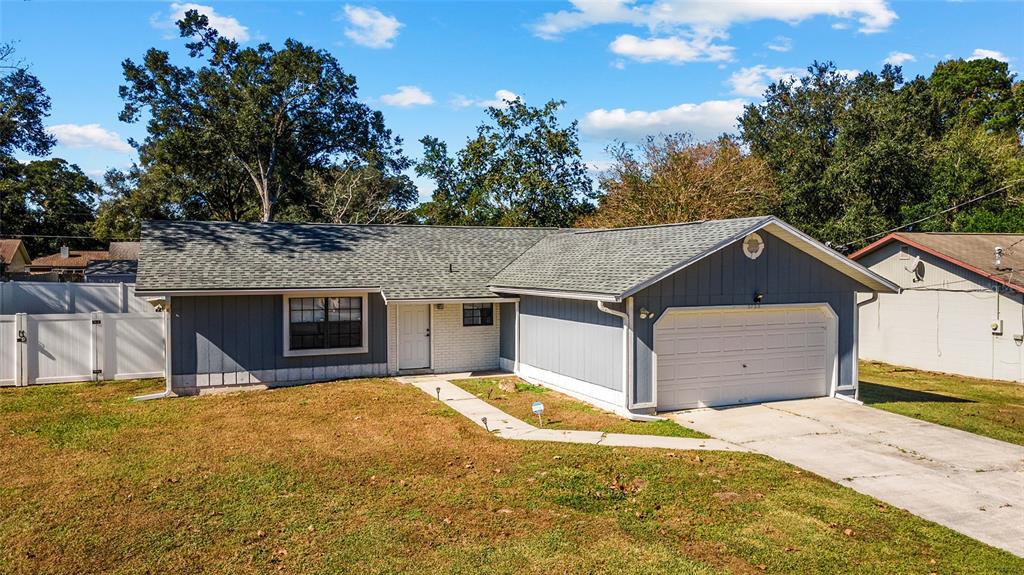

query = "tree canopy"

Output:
[[116, 10, 412, 223], [582, 135, 778, 228], [739, 59, 1023, 249], [416, 98, 595, 227]]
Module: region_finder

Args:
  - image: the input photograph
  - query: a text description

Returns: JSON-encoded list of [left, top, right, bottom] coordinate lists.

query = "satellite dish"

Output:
[[743, 232, 765, 260], [904, 255, 921, 273]]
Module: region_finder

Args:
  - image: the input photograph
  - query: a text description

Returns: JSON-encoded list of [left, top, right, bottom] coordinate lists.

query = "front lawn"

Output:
[[1, 377, 1020, 574], [452, 376, 705, 438], [860, 361, 1024, 446]]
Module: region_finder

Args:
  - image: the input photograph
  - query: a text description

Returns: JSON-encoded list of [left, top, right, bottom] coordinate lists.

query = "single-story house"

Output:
[[29, 248, 110, 280], [137, 217, 897, 416], [851, 232, 1024, 383], [0, 239, 32, 276]]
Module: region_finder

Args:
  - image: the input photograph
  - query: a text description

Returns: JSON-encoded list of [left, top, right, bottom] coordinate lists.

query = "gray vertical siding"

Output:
[[171, 293, 387, 375], [499, 302, 516, 360], [631, 232, 868, 405], [518, 295, 622, 390]]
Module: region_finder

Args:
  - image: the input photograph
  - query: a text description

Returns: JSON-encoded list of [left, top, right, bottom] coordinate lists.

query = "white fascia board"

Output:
[[759, 220, 901, 293], [136, 287, 383, 297], [619, 216, 900, 299], [487, 286, 620, 302], [388, 297, 520, 304]]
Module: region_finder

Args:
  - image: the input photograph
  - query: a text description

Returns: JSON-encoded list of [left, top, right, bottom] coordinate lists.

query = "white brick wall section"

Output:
[[432, 303, 501, 373], [386, 304, 398, 374]]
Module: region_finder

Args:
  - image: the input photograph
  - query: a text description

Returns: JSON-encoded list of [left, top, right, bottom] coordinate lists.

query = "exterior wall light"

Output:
[[639, 307, 653, 319]]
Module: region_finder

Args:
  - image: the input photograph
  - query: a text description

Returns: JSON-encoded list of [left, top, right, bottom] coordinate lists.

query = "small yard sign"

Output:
[[532, 401, 545, 427]]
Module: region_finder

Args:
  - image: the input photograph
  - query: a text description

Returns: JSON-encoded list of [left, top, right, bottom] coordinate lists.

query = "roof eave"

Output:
[[852, 232, 1024, 295], [617, 216, 899, 298], [487, 285, 622, 302]]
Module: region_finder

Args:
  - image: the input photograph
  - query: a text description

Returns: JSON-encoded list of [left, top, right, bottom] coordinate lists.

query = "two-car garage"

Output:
[[653, 305, 837, 411]]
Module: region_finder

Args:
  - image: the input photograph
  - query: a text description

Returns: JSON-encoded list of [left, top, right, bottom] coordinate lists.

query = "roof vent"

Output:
[[995, 247, 1003, 270], [60, 245, 70, 259]]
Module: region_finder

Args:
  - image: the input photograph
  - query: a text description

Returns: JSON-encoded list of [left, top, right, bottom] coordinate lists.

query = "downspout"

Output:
[[852, 292, 880, 401], [597, 299, 655, 421]]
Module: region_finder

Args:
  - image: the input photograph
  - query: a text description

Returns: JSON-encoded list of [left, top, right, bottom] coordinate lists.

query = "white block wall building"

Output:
[[852, 233, 1024, 383]]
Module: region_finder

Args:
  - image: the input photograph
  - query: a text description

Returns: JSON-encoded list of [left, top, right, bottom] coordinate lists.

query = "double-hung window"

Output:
[[462, 303, 494, 326], [285, 295, 367, 356]]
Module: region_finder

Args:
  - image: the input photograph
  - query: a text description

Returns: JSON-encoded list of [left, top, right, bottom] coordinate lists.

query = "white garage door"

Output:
[[655, 306, 833, 410]]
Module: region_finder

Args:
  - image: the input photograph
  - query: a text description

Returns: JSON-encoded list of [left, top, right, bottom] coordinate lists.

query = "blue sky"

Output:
[[4, 1, 1022, 200]]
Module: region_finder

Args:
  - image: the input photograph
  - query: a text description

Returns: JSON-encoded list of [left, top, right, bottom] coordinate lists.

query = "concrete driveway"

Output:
[[670, 397, 1024, 557]]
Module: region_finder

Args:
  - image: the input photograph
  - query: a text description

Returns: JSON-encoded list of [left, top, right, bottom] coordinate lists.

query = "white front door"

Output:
[[655, 305, 833, 410], [399, 304, 431, 369]]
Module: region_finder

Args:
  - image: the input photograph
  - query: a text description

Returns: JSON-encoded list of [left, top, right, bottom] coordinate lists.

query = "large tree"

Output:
[[740, 59, 1024, 248], [4, 159, 101, 255], [118, 10, 411, 222], [92, 166, 176, 242], [929, 57, 1024, 134], [581, 134, 778, 228], [0, 43, 55, 160], [416, 98, 595, 227]]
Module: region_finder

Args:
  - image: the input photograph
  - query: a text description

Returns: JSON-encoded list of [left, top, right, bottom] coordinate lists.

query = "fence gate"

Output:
[[2, 312, 165, 387]]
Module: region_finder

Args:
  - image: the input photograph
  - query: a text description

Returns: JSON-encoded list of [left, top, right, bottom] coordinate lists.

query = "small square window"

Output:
[[463, 303, 494, 326]]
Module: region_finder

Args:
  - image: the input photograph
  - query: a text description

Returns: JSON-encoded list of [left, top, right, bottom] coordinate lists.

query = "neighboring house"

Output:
[[30, 248, 110, 281], [0, 239, 32, 277], [84, 259, 138, 283], [137, 217, 896, 415], [851, 232, 1024, 383]]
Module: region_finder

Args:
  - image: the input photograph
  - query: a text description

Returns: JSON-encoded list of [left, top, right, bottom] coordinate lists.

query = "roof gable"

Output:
[[489, 217, 898, 300], [0, 239, 29, 265], [851, 232, 1024, 294]]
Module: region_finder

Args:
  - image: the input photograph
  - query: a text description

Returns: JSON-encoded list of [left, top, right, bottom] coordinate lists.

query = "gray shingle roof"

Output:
[[488, 216, 772, 297], [139, 216, 892, 301], [137, 220, 562, 299], [85, 259, 138, 276]]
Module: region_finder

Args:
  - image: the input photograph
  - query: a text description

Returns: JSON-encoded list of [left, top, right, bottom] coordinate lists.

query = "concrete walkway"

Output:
[[399, 375, 745, 452], [671, 397, 1024, 557]]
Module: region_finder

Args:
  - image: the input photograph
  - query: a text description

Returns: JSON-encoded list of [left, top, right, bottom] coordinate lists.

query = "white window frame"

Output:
[[282, 292, 369, 357]]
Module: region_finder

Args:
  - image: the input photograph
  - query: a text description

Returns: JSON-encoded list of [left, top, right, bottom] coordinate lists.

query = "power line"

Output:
[[838, 177, 1024, 251], [0, 233, 140, 239]]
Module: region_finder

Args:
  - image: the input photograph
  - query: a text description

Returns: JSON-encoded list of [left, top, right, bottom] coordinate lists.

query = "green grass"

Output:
[[0, 376, 1020, 574], [860, 361, 1024, 445], [453, 377, 707, 438]]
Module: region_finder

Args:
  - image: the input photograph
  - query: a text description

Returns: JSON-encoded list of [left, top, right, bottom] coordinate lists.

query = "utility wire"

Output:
[[0, 233, 140, 239], [838, 177, 1024, 251]]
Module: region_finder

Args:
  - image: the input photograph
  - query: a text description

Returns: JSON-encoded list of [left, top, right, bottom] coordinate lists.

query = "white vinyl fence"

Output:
[[0, 282, 154, 315], [0, 312, 165, 386]]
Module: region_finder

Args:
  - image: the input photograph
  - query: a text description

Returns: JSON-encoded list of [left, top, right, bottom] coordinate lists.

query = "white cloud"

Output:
[[883, 51, 915, 65], [609, 31, 733, 63], [343, 5, 402, 49], [581, 99, 746, 140], [969, 48, 1010, 62], [46, 124, 133, 153], [155, 3, 250, 41], [766, 36, 793, 52], [380, 86, 434, 107], [452, 89, 522, 109], [533, 0, 897, 39], [728, 65, 802, 97]]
